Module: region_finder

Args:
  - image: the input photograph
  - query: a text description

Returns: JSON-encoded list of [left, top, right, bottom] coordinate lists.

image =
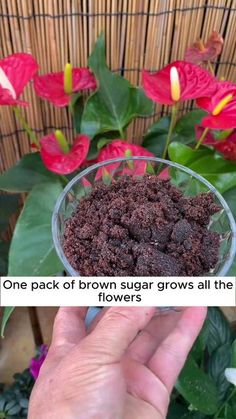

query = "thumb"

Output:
[[78, 307, 156, 363]]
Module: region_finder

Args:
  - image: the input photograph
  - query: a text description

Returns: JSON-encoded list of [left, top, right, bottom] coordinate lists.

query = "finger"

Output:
[[127, 308, 184, 364], [123, 358, 170, 417], [36, 307, 88, 378], [50, 307, 88, 356], [80, 307, 156, 362], [148, 307, 207, 392]]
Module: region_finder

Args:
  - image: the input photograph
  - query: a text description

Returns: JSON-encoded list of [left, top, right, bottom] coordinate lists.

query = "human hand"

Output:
[[29, 306, 207, 419]]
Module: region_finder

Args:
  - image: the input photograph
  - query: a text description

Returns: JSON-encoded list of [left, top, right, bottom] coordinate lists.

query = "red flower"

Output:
[[34, 68, 96, 107], [0, 53, 38, 106], [142, 61, 214, 105], [40, 133, 90, 174], [197, 81, 236, 129], [95, 140, 155, 179], [185, 31, 224, 65], [158, 167, 170, 180], [196, 125, 236, 160]]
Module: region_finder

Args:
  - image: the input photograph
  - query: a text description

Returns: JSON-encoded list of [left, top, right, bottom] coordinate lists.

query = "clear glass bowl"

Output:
[[52, 157, 236, 276]]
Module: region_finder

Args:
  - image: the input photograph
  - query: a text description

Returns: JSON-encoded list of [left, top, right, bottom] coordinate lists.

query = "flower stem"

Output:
[[195, 127, 209, 150], [13, 106, 40, 149], [208, 61, 215, 76], [162, 104, 178, 160], [119, 127, 125, 139], [60, 175, 69, 186], [213, 387, 236, 418]]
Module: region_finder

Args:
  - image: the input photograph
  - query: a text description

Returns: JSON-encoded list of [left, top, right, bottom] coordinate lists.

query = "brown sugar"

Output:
[[63, 176, 221, 276]]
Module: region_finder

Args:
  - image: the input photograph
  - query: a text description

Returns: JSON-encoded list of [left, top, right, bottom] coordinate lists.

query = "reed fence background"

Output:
[[1, 0, 236, 173]]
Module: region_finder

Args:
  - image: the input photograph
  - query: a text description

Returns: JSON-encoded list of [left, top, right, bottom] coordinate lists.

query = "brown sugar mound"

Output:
[[63, 176, 221, 276]]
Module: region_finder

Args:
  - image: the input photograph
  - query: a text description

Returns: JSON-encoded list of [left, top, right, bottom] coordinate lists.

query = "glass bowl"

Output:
[[52, 157, 236, 276]]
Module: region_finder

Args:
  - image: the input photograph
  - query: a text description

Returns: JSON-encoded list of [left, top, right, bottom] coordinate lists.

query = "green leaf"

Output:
[[222, 188, 236, 275], [169, 142, 212, 166], [174, 110, 207, 145], [7, 404, 21, 415], [180, 413, 207, 419], [223, 187, 236, 219], [231, 339, 236, 368], [142, 116, 170, 156], [208, 343, 232, 400], [81, 33, 154, 138], [227, 395, 236, 418], [0, 153, 58, 193], [72, 93, 83, 134], [176, 355, 219, 415], [206, 308, 233, 356], [191, 320, 208, 363], [19, 399, 29, 409], [1, 307, 15, 338], [169, 142, 236, 193], [8, 181, 63, 276], [0, 194, 19, 232], [167, 402, 188, 418], [0, 240, 9, 275], [97, 138, 112, 150]]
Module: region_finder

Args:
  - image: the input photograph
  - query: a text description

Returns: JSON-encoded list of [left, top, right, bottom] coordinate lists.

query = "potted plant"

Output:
[[0, 32, 236, 327]]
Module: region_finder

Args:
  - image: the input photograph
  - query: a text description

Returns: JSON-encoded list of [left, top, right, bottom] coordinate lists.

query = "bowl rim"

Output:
[[52, 156, 236, 277]]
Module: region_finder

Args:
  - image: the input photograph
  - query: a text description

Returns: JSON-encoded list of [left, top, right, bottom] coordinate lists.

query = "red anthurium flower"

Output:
[[185, 31, 224, 65], [197, 81, 236, 129], [142, 61, 214, 105], [34, 67, 96, 107], [40, 132, 90, 174], [0, 53, 38, 106], [196, 125, 236, 160], [95, 140, 155, 179]]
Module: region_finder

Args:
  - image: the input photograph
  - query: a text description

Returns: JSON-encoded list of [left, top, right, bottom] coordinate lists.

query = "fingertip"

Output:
[[51, 307, 88, 349]]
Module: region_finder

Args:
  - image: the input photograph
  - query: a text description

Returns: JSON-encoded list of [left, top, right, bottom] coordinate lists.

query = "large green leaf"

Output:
[[223, 187, 236, 219], [227, 258, 236, 276], [206, 308, 233, 356], [0, 194, 19, 231], [222, 188, 236, 275], [8, 181, 63, 276], [226, 395, 236, 418], [167, 402, 188, 418], [0, 240, 9, 275], [191, 320, 208, 363], [0, 153, 58, 193], [1, 307, 15, 338], [176, 355, 219, 415], [231, 339, 236, 368], [142, 116, 170, 157], [174, 110, 207, 145], [72, 93, 83, 134], [180, 413, 207, 419], [169, 142, 236, 193], [81, 33, 154, 138], [208, 343, 232, 400]]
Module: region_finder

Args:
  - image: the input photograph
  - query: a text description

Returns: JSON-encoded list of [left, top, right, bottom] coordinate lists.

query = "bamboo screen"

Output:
[[1, 0, 236, 173]]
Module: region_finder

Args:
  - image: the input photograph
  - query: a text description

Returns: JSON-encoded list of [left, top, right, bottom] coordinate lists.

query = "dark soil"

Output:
[[63, 176, 221, 276]]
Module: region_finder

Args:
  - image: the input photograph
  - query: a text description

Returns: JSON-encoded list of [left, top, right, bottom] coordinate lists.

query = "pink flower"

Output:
[[0, 53, 38, 106], [34, 68, 96, 107], [142, 61, 214, 105], [95, 140, 155, 179], [40, 133, 90, 174], [196, 125, 236, 160], [185, 31, 224, 65], [29, 344, 48, 380]]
